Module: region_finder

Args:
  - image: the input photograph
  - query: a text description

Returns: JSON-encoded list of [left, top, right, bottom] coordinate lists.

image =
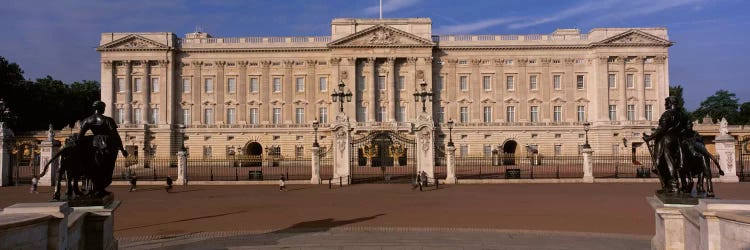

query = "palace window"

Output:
[[134, 108, 142, 124], [226, 108, 236, 124], [483, 145, 492, 157], [227, 78, 236, 93], [460, 145, 469, 157], [460, 75, 468, 91], [626, 74, 634, 89], [506, 75, 515, 90], [151, 107, 159, 124], [295, 146, 304, 158], [319, 107, 328, 124], [204, 78, 213, 93], [644, 74, 652, 89], [117, 108, 124, 124], [554, 145, 562, 156], [530, 106, 539, 123], [272, 108, 281, 124], [608, 105, 617, 121], [529, 75, 538, 90], [204, 108, 214, 125], [272, 77, 281, 93], [608, 74, 616, 89], [460, 107, 469, 123], [250, 78, 259, 93], [398, 76, 405, 90], [377, 107, 386, 122], [483, 106, 492, 123], [182, 79, 191, 93], [377, 76, 386, 90], [576, 75, 585, 89], [398, 106, 406, 122], [134, 78, 142, 92], [553, 75, 561, 90], [577, 106, 586, 122], [182, 108, 190, 125], [506, 106, 515, 123], [553, 106, 562, 122], [319, 77, 328, 92], [296, 77, 305, 92], [249, 108, 258, 124], [483, 75, 492, 91], [295, 108, 304, 124], [117, 78, 125, 92], [203, 146, 212, 158], [627, 105, 635, 121], [151, 78, 160, 92], [357, 107, 366, 122], [645, 105, 653, 121]]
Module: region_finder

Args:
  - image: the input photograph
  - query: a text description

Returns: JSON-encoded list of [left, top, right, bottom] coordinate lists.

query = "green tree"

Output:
[[693, 90, 741, 124], [738, 102, 750, 125], [669, 85, 690, 116]]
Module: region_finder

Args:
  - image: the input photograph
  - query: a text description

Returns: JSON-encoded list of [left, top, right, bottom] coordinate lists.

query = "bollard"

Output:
[[329, 179, 332, 189]]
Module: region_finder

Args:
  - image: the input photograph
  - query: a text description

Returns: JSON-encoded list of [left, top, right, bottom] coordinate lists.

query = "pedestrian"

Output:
[[165, 177, 173, 193], [129, 173, 138, 192], [279, 174, 286, 191], [416, 172, 423, 191], [421, 171, 428, 189], [30, 174, 39, 194]]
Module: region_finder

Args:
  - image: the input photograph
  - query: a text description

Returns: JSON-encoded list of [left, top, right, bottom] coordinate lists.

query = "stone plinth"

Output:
[[648, 196, 694, 250], [332, 113, 351, 185], [177, 151, 188, 185], [38, 140, 61, 186], [1, 202, 71, 249], [311, 146, 321, 184], [582, 148, 594, 183], [715, 134, 739, 183], [445, 145, 456, 184], [414, 112, 435, 182], [71, 201, 121, 250]]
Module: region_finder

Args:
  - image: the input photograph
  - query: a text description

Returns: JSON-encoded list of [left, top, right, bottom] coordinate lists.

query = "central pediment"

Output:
[[593, 30, 673, 47], [328, 24, 435, 48], [97, 34, 170, 51]]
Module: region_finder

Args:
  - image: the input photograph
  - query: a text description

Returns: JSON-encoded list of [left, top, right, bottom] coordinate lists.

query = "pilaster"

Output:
[[366, 57, 376, 122], [619, 56, 627, 121], [191, 61, 203, 124], [283, 60, 294, 123], [306, 60, 317, 123], [470, 59, 481, 122], [215, 61, 226, 123], [124, 60, 133, 124], [635, 56, 646, 120], [260, 60, 271, 123], [142, 60, 151, 124], [238, 61, 249, 124], [159, 60, 169, 125], [101, 60, 115, 117], [387, 57, 396, 122]]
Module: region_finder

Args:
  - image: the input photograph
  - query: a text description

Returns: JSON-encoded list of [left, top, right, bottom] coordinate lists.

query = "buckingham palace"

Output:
[[97, 17, 671, 160]]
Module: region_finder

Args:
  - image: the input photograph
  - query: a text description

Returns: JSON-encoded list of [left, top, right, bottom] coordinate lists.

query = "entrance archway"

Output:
[[244, 141, 263, 167], [502, 140, 518, 165]]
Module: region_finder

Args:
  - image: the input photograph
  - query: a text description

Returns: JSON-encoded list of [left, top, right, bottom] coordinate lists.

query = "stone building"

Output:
[[97, 17, 672, 159]]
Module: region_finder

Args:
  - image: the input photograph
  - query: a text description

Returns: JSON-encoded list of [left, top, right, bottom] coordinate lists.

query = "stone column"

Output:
[[470, 59, 481, 122], [0, 124, 13, 186], [446, 144, 456, 184], [38, 139, 61, 186], [387, 57, 396, 122], [238, 61, 248, 124], [191, 61, 203, 124], [332, 113, 351, 185], [715, 121, 739, 182], [141, 61, 151, 124], [101, 60, 115, 117], [124, 60, 133, 124], [635, 56, 646, 120], [311, 146, 320, 184], [517, 59, 528, 121], [582, 147, 594, 183], [595, 56, 609, 122], [306, 60, 317, 122], [446, 59, 458, 121], [619, 57, 627, 121], [215, 61, 226, 123], [260, 61, 271, 124], [283, 60, 294, 124], [176, 151, 188, 185], [415, 115, 435, 182], [159, 60, 169, 126], [366, 57, 376, 122]]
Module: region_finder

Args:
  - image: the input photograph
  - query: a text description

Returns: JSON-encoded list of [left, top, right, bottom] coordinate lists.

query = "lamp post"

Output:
[[412, 80, 433, 113], [447, 118, 454, 147], [312, 119, 320, 148], [331, 80, 352, 113], [178, 124, 187, 152], [583, 122, 591, 149]]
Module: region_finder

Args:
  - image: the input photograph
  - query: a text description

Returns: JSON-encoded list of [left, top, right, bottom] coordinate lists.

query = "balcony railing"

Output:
[[180, 36, 332, 45], [432, 33, 589, 43]]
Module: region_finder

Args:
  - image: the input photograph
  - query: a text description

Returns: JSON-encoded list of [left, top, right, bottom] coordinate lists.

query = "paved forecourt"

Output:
[[2, 183, 749, 248]]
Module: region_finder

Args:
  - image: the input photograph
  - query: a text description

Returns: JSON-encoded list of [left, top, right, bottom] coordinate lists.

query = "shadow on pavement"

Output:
[[116, 210, 248, 232]]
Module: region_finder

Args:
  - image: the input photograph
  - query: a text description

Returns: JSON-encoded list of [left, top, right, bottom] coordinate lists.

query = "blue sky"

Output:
[[1, 0, 748, 110]]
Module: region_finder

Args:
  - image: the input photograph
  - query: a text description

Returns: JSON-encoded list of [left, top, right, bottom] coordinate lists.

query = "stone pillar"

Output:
[[635, 56, 646, 120], [0, 124, 13, 186], [647, 196, 693, 250], [283, 60, 294, 124], [582, 147, 594, 183], [619, 56, 627, 121], [332, 113, 351, 185], [306, 60, 317, 122], [387, 57, 396, 122], [142, 61, 151, 124], [176, 151, 188, 185], [415, 113, 435, 182], [215, 61, 226, 123], [260, 61, 271, 124], [101, 60, 115, 117], [446, 144, 456, 184], [124, 60, 133, 124], [38, 139, 61, 186], [470, 59, 481, 122], [311, 146, 320, 184], [715, 121, 739, 182], [238, 61, 248, 124], [367, 57, 376, 122], [191, 61, 203, 124]]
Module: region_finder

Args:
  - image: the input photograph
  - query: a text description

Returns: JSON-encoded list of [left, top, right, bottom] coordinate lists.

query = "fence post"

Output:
[[311, 146, 321, 184], [446, 145, 456, 184], [716, 119, 740, 182], [582, 148, 594, 183], [176, 151, 188, 186], [38, 136, 61, 186], [0, 124, 13, 186]]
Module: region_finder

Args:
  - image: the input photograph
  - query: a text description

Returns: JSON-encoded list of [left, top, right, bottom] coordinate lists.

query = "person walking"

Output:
[[30, 174, 39, 194], [416, 172, 423, 191], [165, 177, 173, 193], [279, 174, 286, 191], [129, 173, 138, 192]]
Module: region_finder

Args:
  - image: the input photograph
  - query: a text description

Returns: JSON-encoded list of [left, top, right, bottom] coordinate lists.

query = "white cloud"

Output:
[[507, 0, 619, 29], [433, 17, 523, 34], [363, 0, 421, 16]]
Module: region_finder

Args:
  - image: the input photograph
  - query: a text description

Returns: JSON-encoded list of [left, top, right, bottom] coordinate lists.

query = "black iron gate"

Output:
[[738, 136, 750, 182], [8, 139, 40, 185], [350, 130, 416, 184]]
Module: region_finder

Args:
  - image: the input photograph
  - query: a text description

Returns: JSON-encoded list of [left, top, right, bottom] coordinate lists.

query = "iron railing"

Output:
[[114, 157, 177, 181], [454, 154, 584, 179]]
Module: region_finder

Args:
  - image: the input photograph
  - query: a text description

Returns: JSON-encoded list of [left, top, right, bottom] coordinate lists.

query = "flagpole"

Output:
[[379, 0, 382, 19]]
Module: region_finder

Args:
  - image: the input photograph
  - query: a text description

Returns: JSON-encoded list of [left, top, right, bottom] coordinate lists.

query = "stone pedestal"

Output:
[[648, 196, 694, 250], [446, 145, 456, 184], [71, 201, 121, 250], [311, 146, 321, 184], [332, 113, 351, 185], [582, 147, 594, 183], [0, 124, 13, 187], [715, 134, 739, 183], [38, 140, 61, 186], [176, 151, 188, 185], [414, 112, 435, 182], [2, 202, 71, 249]]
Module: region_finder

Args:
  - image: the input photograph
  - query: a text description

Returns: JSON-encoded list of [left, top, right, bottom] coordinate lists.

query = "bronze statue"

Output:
[[643, 96, 689, 194]]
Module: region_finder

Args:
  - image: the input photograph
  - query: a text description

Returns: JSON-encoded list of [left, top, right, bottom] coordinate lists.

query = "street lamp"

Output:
[[412, 80, 433, 113], [583, 122, 591, 149], [447, 118, 455, 147], [178, 124, 187, 152], [331, 81, 352, 113], [312, 119, 320, 148]]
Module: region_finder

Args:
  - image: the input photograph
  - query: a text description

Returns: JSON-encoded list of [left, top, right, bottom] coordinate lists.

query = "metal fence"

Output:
[[454, 154, 584, 179], [113, 157, 177, 181], [186, 157, 311, 181]]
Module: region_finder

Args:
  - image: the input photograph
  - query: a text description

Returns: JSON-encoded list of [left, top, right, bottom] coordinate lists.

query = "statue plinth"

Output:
[[66, 193, 114, 207]]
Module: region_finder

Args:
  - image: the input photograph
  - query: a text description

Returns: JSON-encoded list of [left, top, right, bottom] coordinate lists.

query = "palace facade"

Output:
[[97, 18, 671, 159]]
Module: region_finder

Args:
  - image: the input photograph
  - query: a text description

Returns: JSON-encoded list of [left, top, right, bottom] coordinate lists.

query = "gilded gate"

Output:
[[350, 130, 416, 183]]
